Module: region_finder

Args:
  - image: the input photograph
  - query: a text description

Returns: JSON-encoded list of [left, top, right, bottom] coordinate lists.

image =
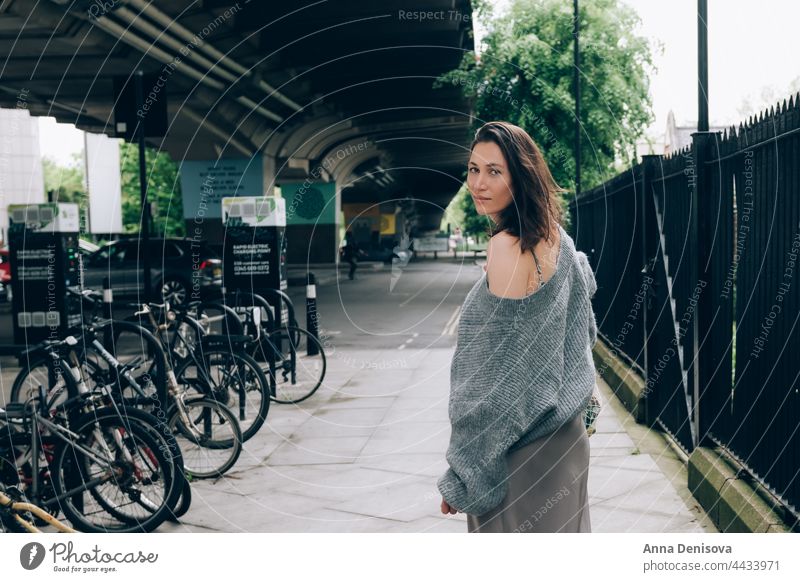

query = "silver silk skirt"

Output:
[[467, 413, 591, 533]]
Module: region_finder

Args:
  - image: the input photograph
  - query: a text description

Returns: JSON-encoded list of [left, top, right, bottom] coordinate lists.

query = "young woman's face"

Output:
[[467, 141, 514, 219]]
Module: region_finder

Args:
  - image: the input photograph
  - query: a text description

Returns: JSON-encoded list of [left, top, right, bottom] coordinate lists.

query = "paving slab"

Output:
[[0, 344, 716, 533]]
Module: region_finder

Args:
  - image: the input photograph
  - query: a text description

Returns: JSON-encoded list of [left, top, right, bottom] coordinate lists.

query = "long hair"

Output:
[[470, 121, 564, 253]]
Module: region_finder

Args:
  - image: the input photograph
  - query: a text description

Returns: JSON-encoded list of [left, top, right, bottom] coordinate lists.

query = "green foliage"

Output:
[[42, 153, 90, 235], [42, 153, 84, 202], [42, 143, 185, 239], [440, 184, 493, 242], [437, 0, 655, 236], [119, 142, 185, 238]]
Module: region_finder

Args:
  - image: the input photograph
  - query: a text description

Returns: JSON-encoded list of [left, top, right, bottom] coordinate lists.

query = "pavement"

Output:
[[150, 349, 717, 533], [0, 258, 717, 533]]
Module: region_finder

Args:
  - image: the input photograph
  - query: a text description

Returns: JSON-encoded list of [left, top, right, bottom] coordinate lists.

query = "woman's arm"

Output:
[[437, 396, 526, 515]]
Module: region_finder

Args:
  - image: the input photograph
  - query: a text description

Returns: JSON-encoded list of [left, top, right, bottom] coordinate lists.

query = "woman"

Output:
[[437, 121, 598, 533]]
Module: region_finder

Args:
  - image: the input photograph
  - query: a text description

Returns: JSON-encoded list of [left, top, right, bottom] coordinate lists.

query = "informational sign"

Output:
[[180, 157, 264, 220], [280, 182, 336, 225], [380, 213, 396, 235], [413, 235, 449, 252], [222, 197, 287, 292], [8, 203, 82, 344]]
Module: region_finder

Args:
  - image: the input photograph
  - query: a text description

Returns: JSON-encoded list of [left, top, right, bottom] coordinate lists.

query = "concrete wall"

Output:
[[592, 338, 794, 533]]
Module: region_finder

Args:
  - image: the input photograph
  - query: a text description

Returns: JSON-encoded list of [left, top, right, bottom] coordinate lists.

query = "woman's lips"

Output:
[[472, 195, 491, 202]]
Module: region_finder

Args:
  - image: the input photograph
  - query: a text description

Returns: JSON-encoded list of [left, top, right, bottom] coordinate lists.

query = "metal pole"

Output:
[[573, 0, 581, 196], [697, 0, 709, 132], [306, 273, 320, 356], [134, 72, 152, 301]]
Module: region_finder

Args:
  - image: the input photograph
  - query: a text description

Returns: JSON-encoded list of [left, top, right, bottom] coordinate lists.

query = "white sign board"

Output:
[[413, 236, 449, 252], [221, 196, 286, 227], [8, 203, 80, 232], [85, 132, 123, 234]]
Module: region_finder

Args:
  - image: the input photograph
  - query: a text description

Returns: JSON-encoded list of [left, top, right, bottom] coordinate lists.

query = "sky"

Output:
[[38, 0, 800, 164]]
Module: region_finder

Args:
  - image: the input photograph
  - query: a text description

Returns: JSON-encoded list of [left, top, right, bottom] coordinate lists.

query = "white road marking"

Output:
[[442, 306, 461, 336], [398, 270, 442, 307]]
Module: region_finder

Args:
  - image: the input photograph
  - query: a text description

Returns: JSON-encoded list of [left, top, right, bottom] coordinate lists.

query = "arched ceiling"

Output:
[[0, 0, 476, 226]]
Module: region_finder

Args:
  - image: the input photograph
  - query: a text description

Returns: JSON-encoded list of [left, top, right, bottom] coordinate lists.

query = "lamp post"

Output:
[[697, 0, 709, 132], [573, 0, 581, 196]]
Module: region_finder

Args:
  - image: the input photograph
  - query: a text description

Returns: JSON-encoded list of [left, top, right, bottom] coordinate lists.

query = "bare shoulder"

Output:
[[487, 231, 521, 260], [486, 232, 530, 298]]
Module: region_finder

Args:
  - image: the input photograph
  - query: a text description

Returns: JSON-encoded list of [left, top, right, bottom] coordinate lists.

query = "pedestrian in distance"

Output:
[[340, 230, 366, 280], [437, 121, 599, 533]]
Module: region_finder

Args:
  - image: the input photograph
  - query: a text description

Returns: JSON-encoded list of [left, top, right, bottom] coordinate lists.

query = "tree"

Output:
[[42, 153, 90, 235], [737, 76, 800, 121], [437, 0, 655, 237], [42, 153, 85, 202], [119, 142, 185, 238]]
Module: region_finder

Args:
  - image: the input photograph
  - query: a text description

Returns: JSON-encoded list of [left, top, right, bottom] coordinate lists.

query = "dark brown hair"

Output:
[[470, 121, 564, 253]]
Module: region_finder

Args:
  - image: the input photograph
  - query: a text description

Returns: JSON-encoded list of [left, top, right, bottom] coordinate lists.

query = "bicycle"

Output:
[[0, 391, 181, 533], [0, 483, 75, 533], [158, 302, 271, 441], [132, 302, 243, 479], [223, 291, 327, 404], [9, 332, 191, 522]]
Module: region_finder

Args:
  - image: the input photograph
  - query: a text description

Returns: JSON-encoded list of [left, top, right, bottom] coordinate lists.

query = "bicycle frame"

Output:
[[0, 486, 75, 533]]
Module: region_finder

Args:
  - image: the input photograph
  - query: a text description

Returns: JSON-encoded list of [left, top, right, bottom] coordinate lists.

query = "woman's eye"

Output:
[[468, 167, 478, 173], [490, 169, 500, 175]]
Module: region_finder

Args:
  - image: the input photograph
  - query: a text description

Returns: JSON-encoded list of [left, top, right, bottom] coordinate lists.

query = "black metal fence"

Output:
[[569, 95, 800, 517]]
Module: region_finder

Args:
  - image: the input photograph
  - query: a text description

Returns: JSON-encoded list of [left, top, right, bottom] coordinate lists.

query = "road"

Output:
[[285, 258, 480, 351]]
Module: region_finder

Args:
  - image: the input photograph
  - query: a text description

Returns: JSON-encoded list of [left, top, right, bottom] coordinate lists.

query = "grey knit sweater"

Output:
[[437, 224, 598, 516]]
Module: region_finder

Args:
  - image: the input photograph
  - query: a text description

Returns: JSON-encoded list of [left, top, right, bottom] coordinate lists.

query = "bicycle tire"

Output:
[[10, 354, 74, 407], [168, 397, 243, 479], [50, 409, 180, 533], [264, 326, 327, 404], [175, 349, 270, 442], [169, 478, 193, 520], [96, 319, 169, 412], [82, 407, 187, 525]]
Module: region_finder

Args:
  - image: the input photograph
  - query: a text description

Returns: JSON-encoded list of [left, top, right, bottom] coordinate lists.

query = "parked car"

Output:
[[0, 248, 9, 302], [78, 238, 100, 255], [81, 238, 222, 305]]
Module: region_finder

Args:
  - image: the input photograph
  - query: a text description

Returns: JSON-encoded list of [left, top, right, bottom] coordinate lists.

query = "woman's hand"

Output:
[[440, 497, 458, 515]]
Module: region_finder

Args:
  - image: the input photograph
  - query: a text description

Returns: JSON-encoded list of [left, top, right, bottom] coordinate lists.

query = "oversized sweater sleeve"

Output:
[[437, 396, 523, 515], [437, 339, 560, 515], [576, 251, 597, 298], [576, 252, 598, 347]]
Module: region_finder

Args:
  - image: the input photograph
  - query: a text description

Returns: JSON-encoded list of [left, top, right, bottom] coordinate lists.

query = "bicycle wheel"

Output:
[[82, 407, 187, 525], [168, 397, 242, 479], [96, 320, 169, 411], [175, 349, 270, 442], [10, 354, 74, 407], [50, 409, 179, 533], [266, 326, 327, 404], [169, 478, 193, 520]]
